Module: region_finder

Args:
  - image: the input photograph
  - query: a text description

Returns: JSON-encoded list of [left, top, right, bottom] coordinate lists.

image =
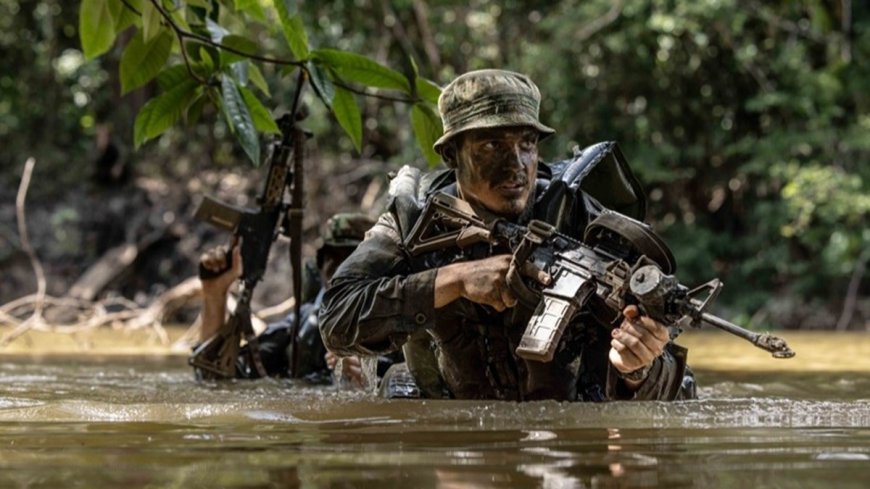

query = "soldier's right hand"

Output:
[[199, 239, 243, 296], [434, 254, 516, 311]]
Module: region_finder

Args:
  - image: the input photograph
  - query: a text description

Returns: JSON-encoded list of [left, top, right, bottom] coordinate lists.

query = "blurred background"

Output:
[[0, 0, 867, 332]]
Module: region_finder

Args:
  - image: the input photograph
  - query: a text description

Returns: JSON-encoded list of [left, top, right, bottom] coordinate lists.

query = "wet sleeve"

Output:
[[319, 213, 438, 357], [606, 342, 694, 401]]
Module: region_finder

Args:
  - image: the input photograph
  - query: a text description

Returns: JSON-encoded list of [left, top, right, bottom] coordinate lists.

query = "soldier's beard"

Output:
[[491, 183, 532, 217], [499, 194, 531, 218]]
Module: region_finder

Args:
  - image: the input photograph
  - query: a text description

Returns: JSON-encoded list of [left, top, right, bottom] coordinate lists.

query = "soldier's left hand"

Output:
[[609, 305, 670, 377], [324, 351, 365, 388]]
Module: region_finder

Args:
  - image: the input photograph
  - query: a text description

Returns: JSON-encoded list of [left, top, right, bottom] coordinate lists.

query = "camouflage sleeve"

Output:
[[605, 342, 697, 401], [319, 212, 437, 357]]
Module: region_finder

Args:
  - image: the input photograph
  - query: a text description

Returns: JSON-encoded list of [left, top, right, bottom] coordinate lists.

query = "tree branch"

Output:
[[573, 0, 624, 43], [148, 0, 302, 67], [412, 0, 441, 74]]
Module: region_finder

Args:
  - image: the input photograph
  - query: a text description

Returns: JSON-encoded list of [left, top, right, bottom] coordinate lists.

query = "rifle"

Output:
[[188, 104, 308, 379], [405, 192, 796, 363]]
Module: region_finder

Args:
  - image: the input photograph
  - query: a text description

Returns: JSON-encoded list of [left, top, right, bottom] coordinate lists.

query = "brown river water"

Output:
[[0, 330, 868, 488]]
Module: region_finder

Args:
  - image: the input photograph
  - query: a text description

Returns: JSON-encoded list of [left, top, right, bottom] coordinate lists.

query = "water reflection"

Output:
[[0, 355, 868, 488]]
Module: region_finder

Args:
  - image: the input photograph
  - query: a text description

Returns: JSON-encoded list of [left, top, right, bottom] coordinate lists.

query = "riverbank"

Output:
[[1, 326, 868, 372]]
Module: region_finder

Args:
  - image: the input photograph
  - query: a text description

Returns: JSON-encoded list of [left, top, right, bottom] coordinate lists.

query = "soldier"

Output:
[[196, 213, 384, 382], [319, 69, 696, 401]]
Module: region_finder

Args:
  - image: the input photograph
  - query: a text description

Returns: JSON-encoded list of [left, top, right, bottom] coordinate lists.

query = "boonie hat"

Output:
[[433, 69, 555, 156]]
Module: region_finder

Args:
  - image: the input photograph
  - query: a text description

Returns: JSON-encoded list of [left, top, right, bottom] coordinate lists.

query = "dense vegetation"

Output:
[[1, 0, 867, 331]]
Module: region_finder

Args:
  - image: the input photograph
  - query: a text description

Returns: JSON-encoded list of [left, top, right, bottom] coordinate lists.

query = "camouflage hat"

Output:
[[433, 69, 555, 156], [320, 213, 375, 248]]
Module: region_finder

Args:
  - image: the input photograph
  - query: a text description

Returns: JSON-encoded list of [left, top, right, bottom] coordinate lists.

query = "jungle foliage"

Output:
[[78, 0, 443, 166], [1, 0, 868, 330]]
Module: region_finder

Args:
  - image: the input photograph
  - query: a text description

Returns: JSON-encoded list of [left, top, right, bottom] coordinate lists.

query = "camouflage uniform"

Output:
[[234, 213, 385, 381], [319, 70, 696, 401]]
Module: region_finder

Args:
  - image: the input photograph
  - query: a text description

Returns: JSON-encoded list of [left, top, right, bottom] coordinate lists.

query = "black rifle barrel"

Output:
[[700, 312, 796, 358]]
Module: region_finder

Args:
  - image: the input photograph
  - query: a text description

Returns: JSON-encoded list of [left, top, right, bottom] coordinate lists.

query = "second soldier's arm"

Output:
[[319, 213, 438, 357], [199, 243, 242, 342]]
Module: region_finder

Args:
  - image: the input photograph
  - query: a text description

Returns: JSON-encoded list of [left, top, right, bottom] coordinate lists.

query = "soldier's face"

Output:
[[454, 126, 539, 218]]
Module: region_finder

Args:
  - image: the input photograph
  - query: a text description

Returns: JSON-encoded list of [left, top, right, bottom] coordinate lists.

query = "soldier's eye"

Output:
[[520, 134, 538, 149], [481, 141, 497, 152]]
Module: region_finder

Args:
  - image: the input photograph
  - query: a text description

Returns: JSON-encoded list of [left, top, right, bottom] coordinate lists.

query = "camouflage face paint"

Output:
[[455, 126, 539, 218]]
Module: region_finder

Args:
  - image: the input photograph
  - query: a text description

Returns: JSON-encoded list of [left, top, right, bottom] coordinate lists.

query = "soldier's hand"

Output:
[[435, 254, 546, 311], [609, 305, 669, 381], [199, 240, 243, 297], [324, 351, 365, 388], [457, 254, 517, 311]]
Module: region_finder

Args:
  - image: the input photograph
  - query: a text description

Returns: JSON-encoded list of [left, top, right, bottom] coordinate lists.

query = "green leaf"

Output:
[[220, 35, 258, 66], [142, 1, 162, 42], [307, 60, 335, 108], [411, 103, 443, 166], [157, 64, 190, 92], [280, 64, 299, 77], [109, 0, 141, 33], [159, 60, 217, 89], [273, 0, 309, 60], [248, 63, 270, 96], [134, 80, 200, 147], [276, 0, 297, 15], [168, 4, 192, 32], [199, 46, 216, 70], [79, 0, 116, 60], [312, 49, 410, 92], [120, 30, 174, 94], [186, 92, 208, 126], [221, 76, 261, 165], [235, 0, 268, 23], [415, 77, 442, 105], [331, 86, 362, 152], [240, 86, 280, 134]]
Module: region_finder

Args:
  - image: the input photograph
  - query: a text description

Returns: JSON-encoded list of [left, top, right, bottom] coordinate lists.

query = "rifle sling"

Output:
[[239, 312, 268, 378]]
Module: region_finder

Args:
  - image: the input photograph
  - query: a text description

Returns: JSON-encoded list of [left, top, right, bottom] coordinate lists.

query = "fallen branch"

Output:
[[257, 296, 296, 321], [15, 157, 46, 329], [0, 279, 202, 347]]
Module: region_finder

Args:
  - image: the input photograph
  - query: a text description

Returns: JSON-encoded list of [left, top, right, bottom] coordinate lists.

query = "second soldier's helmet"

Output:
[[304, 213, 375, 302], [320, 213, 375, 249]]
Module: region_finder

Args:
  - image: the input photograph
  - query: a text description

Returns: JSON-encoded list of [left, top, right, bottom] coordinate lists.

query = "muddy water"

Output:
[[0, 331, 868, 488]]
